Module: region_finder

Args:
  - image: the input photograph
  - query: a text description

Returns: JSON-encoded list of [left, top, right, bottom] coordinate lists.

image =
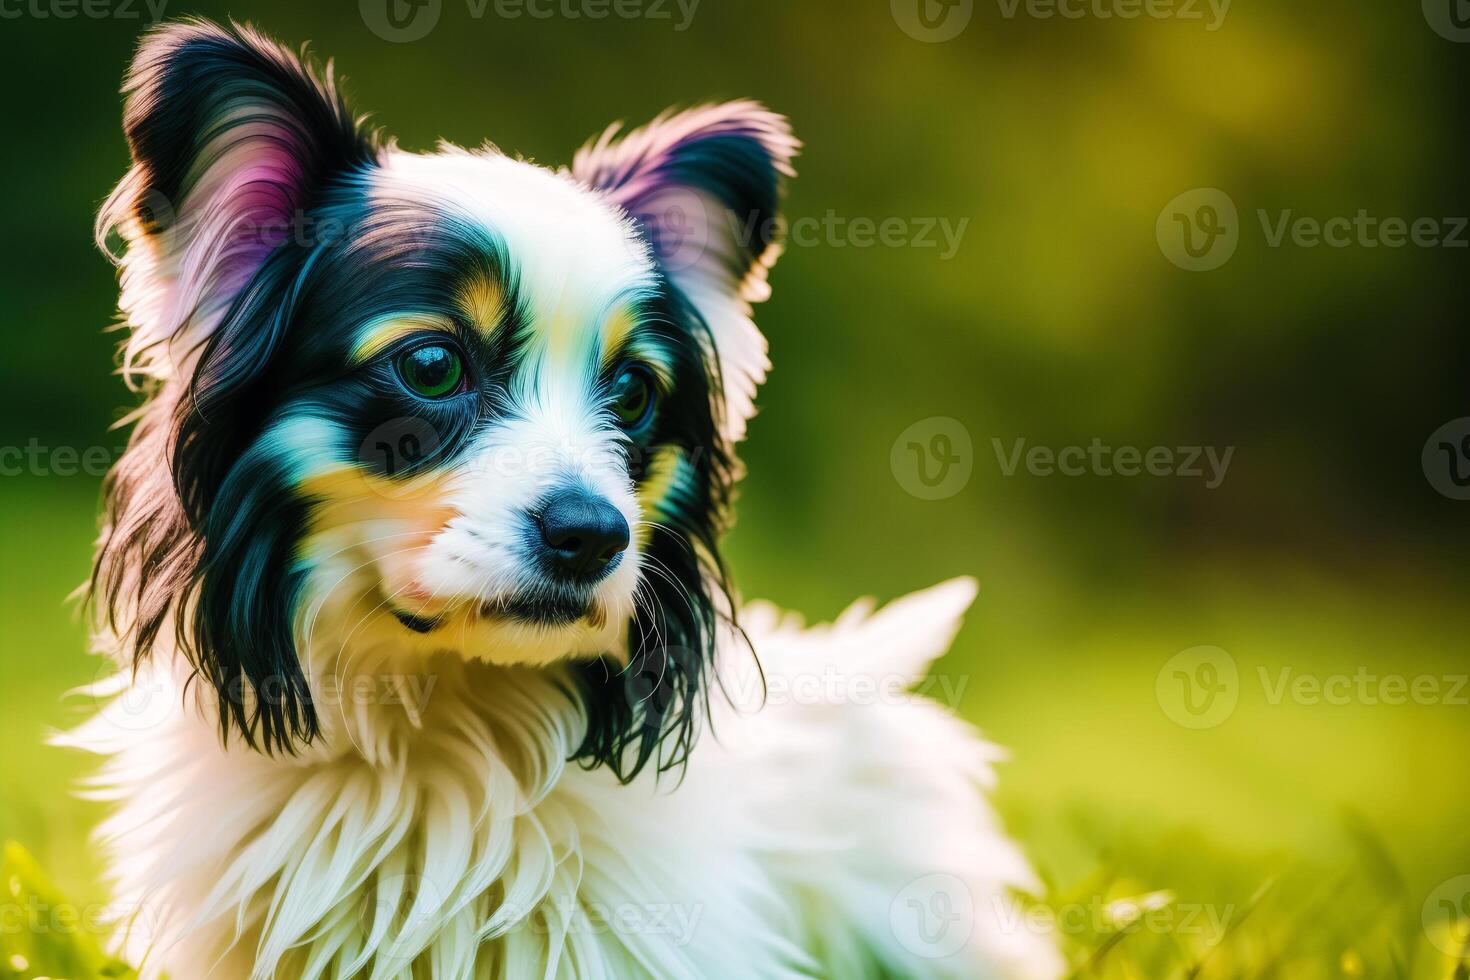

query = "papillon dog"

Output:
[[66, 18, 1062, 979]]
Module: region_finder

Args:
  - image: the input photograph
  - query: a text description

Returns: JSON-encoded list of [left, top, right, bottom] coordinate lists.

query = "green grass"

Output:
[[3, 473, 1468, 978], [1026, 815, 1470, 978], [0, 843, 135, 980]]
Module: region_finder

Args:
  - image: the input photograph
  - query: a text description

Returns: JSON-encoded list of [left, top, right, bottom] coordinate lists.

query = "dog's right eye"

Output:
[[397, 343, 467, 399], [608, 364, 658, 435]]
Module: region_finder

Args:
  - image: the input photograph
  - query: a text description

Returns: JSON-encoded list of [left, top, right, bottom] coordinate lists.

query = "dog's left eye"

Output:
[[608, 365, 657, 434], [397, 343, 466, 399]]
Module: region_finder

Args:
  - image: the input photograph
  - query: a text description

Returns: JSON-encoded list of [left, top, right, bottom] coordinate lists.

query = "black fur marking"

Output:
[[94, 20, 379, 754]]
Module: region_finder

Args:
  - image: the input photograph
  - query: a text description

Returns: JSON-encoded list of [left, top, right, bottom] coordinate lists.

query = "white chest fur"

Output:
[[63, 581, 1061, 980]]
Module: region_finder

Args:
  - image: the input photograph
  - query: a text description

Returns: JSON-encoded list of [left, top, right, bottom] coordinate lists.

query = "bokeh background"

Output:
[[1, 0, 1467, 976]]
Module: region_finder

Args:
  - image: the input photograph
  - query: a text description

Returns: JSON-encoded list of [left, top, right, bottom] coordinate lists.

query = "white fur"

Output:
[[63, 580, 1062, 979]]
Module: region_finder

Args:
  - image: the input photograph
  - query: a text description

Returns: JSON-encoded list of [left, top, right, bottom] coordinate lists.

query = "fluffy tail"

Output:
[[706, 579, 1063, 980]]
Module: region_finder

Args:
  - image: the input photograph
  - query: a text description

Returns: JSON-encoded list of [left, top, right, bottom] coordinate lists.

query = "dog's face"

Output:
[[93, 20, 795, 777]]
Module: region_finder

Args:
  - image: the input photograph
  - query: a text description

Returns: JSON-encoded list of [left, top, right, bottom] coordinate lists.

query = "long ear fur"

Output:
[[572, 103, 798, 445], [569, 105, 797, 780], [93, 19, 378, 753], [97, 17, 376, 384]]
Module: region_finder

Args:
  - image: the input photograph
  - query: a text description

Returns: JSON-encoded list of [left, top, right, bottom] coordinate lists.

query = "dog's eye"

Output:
[[608, 365, 657, 434], [397, 343, 466, 399]]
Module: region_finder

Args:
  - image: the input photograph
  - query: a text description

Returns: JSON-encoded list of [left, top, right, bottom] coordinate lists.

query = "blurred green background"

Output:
[[1, 0, 1467, 976]]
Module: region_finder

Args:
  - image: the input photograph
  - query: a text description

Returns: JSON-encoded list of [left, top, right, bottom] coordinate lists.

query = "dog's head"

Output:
[[92, 19, 795, 778]]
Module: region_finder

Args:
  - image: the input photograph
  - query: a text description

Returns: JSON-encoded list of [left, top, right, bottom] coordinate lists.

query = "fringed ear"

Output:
[[572, 103, 798, 444], [93, 19, 378, 754], [97, 17, 377, 384]]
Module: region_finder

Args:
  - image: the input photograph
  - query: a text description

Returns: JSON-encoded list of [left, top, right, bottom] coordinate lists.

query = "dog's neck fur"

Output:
[[67, 578, 1065, 980], [78, 616, 571, 972], [72, 626, 745, 978]]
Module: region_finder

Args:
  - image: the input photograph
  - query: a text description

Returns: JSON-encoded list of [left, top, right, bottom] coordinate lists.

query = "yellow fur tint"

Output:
[[634, 446, 684, 547], [540, 304, 581, 370], [600, 309, 639, 366], [457, 275, 505, 334], [352, 314, 458, 363], [603, 309, 677, 384], [542, 304, 649, 373], [297, 463, 458, 531]]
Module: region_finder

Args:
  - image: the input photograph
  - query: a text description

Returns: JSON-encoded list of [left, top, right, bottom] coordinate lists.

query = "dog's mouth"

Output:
[[392, 593, 605, 633]]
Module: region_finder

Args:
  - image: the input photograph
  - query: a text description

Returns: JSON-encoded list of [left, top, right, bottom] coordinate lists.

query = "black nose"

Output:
[[535, 488, 630, 582]]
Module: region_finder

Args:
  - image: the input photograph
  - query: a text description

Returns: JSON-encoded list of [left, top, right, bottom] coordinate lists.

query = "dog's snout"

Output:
[[535, 488, 630, 582]]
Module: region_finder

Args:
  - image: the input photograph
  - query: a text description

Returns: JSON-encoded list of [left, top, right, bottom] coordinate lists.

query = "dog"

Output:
[[65, 18, 1062, 979]]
